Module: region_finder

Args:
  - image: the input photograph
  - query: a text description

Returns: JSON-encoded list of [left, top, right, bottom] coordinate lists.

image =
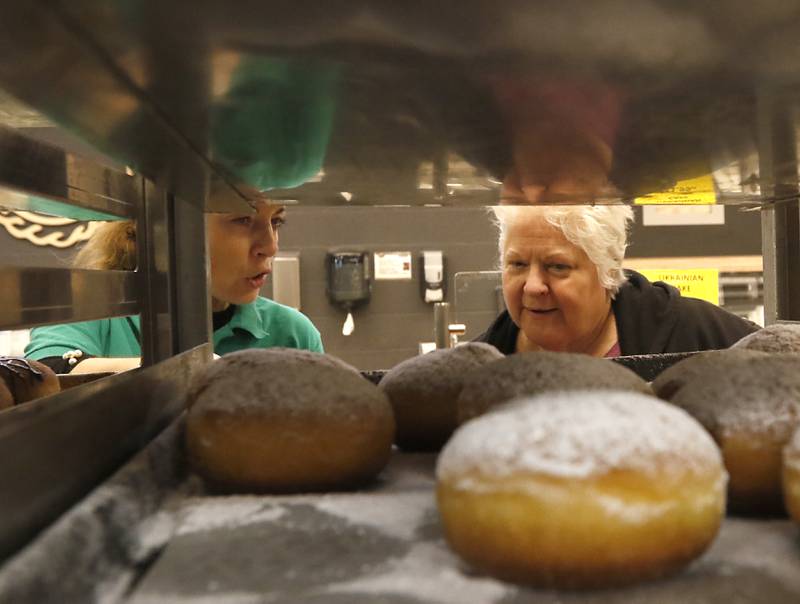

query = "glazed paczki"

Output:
[[456, 351, 650, 425], [0, 357, 60, 409], [186, 348, 394, 493], [667, 353, 800, 515], [379, 342, 503, 451], [437, 390, 726, 589]]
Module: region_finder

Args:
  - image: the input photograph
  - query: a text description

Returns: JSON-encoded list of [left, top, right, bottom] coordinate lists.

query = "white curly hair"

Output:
[[492, 205, 634, 296]]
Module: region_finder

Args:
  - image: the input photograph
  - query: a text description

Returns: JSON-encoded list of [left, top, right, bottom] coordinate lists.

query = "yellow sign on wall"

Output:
[[634, 174, 717, 205], [638, 269, 720, 305]]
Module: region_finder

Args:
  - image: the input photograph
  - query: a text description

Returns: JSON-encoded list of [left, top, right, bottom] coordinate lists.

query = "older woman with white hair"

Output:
[[475, 205, 758, 356]]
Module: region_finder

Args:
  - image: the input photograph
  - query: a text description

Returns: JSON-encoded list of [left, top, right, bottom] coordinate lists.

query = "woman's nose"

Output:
[[523, 268, 548, 296], [253, 223, 278, 258]]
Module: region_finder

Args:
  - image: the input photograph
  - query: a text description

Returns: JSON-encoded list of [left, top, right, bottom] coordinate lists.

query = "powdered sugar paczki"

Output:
[[732, 323, 800, 353], [651, 348, 768, 401], [456, 351, 651, 424], [188, 348, 389, 421], [669, 354, 800, 442], [437, 390, 723, 487], [379, 342, 504, 449], [380, 342, 504, 406]]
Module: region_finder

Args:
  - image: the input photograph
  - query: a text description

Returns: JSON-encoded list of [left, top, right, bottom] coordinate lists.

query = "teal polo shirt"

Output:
[[25, 297, 323, 361]]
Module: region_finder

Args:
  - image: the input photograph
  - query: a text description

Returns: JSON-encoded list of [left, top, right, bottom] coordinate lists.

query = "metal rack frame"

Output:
[[3, 0, 800, 573], [758, 91, 800, 323], [0, 126, 211, 560]]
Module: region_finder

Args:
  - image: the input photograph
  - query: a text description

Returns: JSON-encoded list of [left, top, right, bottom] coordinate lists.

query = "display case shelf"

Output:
[[0, 125, 139, 221], [0, 267, 138, 330], [0, 344, 209, 561]]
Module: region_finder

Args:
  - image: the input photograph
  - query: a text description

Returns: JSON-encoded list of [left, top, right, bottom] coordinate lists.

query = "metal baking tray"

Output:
[[1, 411, 798, 604], [363, 352, 696, 385]]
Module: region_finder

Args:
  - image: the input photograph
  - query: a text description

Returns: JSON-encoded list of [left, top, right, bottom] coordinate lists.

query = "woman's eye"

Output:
[[271, 216, 286, 229], [507, 260, 527, 270], [231, 216, 253, 226], [548, 263, 571, 274]]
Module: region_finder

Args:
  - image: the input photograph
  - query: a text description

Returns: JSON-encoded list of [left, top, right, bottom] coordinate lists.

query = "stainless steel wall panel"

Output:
[[270, 252, 302, 310]]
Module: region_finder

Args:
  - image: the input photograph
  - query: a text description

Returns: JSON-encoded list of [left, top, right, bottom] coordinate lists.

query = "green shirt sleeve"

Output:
[[280, 306, 324, 353], [25, 320, 109, 360], [25, 317, 141, 360]]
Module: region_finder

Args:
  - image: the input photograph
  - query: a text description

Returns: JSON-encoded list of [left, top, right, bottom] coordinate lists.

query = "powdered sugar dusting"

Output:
[[176, 498, 286, 535], [380, 342, 503, 404], [652, 349, 768, 401], [705, 519, 800, 592], [313, 492, 431, 540], [670, 354, 800, 441], [132, 593, 262, 604], [324, 542, 512, 603], [188, 348, 391, 422], [437, 390, 722, 485], [457, 351, 650, 423], [733, 323, 800, 353]]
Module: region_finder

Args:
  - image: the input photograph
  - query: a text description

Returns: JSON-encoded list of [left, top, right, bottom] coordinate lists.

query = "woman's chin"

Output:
[[237, 291, 260, 305], [521, 332, 569, 353], [216, 290, 260, 307]]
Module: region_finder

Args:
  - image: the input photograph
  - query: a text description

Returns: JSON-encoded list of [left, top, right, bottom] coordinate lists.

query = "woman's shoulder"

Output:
[[672, 294, 759, 330], [251, 296, 309, 319], [614, 271, 758, 353], [248, 297, 323, 352], [250, 297, 319, 333]]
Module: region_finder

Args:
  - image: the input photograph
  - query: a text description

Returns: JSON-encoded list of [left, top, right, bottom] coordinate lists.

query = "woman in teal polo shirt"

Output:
[[25, 202, 323, 373]]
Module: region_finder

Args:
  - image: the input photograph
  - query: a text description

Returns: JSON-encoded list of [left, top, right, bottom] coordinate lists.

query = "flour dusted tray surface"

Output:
[[129, 453, 800, 604]]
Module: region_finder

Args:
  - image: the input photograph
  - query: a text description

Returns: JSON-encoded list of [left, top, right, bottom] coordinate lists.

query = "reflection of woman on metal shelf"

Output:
[[25, 201, 323, 374], [490, 76, 623, 204], [211, 56, 338, 191], [475, 205, 759, 356]]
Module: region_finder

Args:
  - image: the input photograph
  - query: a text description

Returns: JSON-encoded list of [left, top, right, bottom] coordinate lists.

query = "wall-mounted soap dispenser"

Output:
[[421, 250, 445, 303], [326, 251, 371, 335]]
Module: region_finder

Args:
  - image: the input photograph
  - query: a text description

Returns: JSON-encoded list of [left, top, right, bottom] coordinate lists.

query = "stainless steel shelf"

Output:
[[4, 2, 800, 207], [0, 0, 215, 569], [0, 267, 138, 330], [0, 125, 139, 220], [0, 2, 251, 213], [0, 344, 210, 561]]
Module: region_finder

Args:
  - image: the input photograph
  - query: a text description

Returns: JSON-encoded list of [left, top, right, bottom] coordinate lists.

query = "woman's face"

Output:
[[502, 213, 611, 353], [207, 203, 286, 310]]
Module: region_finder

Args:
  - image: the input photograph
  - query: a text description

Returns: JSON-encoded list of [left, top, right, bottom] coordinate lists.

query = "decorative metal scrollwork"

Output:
[[0, 210, 101, 248]]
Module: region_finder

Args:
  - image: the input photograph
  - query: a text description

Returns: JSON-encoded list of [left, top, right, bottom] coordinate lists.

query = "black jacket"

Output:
[[474, 270, 760, 356]]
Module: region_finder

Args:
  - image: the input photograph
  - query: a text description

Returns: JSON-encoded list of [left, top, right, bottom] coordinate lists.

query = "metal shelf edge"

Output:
[[0, 344, 210, 561], [0, 267, 139, 330]]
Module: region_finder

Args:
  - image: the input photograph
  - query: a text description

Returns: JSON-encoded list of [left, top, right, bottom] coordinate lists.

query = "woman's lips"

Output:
[[525, 307, 557, 314], [246, 271, 269, 289]]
